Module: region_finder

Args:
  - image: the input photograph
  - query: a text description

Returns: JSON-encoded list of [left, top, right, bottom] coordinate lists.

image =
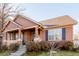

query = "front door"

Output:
[[22, 32, 26, 45], [31, 31, 35, 41]]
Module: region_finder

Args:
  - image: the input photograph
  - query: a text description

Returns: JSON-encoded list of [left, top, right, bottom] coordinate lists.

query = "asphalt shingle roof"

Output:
[[39, 15, 77, 26]]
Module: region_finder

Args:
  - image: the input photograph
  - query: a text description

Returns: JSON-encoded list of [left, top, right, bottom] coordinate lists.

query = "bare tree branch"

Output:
[[0, 3, 24, 32]]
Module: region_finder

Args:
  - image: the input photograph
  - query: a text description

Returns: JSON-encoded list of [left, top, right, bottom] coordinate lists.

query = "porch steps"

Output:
[[10, 45, 26, 56]]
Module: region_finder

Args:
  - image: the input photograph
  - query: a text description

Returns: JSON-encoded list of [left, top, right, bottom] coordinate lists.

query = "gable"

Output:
[[14, 15, 39, 28], [4, 21, 20, 32]]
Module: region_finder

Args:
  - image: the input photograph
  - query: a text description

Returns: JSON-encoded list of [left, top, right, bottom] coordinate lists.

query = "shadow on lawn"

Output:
[[24, 51, 50, 56]]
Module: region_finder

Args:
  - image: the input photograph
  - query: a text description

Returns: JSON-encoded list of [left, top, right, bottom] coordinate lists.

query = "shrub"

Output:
[[26, 41, 33, 52], [26, 41, 74, 52], [9, 43, 19, 52], [32, 43, 41, 52], [51, 41, 73, 51], [27, 41, 42, 52], [1, 42, 19, 52], [26, 41, 51, 52], [1, 44, 8, 51], [65, 41, 73, 50], [40, 41, 50, 51], [72, 45, 79, 52], [0, 36, 2, 50]]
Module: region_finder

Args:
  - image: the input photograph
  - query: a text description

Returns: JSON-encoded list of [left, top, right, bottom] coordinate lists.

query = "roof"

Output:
[[2, 20, 22, 32], [2, 15, 78, 32], [39, 15, 78, 27], [13, 14, 43, 27], [3, 14, 44, 32]]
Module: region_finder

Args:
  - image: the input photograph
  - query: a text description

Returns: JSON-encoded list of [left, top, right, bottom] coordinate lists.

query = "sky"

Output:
[[18, 3, 79, 34]]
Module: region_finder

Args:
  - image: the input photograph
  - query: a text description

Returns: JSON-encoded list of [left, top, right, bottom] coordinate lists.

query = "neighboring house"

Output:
[[2, 15, 77, 45]]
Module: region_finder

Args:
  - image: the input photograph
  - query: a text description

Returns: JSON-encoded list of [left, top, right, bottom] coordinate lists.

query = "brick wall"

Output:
[[40, 30, 46, 41], [65, 25, 73, 41]]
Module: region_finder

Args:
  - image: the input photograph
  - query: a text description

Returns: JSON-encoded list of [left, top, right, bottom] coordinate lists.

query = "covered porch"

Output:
[[5, 26, 43, 45]]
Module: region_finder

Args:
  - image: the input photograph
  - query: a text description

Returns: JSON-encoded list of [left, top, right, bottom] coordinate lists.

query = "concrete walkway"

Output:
[[10, 45, 26, 56]]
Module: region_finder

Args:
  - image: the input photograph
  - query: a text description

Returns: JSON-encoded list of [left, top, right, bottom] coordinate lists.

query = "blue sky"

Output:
[[19, 3, 79, 34]]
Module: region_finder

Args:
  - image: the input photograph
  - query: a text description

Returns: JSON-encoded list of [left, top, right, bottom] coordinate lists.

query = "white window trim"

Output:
[[48, 28, 62, 41]]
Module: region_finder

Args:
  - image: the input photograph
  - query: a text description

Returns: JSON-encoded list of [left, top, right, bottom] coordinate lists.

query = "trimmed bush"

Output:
[[65, 41, 73, 50], [26, 41, 51, 52], [32, 43, 41, 52], [9, 43, 19, 52], [1, 45, 8, 51], [51, 41, 73, 51], [40, 41, 50, 51], [26, 41, 74, 52], [26, 41, 33, 52], [26, 41, 41, 52]]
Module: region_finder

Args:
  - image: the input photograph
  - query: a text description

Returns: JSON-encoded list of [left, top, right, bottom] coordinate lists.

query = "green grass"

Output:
[[0, 51, 10, 56], [0, 50, 79, 56], [53, 51, 79, 56], [24, 51, 49, 56], [24, 50, 79, 56]]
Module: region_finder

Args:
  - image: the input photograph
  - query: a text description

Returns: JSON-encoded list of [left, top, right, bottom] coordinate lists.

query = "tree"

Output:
[[0, 3, 24, 32], [0, 3, 24, 49]]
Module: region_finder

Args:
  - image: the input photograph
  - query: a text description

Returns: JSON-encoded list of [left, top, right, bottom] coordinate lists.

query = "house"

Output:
[[2, 15, 77, 45]]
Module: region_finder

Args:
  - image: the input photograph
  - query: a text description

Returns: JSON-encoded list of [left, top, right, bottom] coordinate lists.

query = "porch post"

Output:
[[7, 33, 10, 48], [34, 26, 41, 43], [35, 27, 39, 38], [18, 29, 22, 45], [18, 29, 21, 40]]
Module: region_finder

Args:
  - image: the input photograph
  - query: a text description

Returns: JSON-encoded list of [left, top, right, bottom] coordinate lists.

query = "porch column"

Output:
[[7, 33, 10, 48], [18, 29, 22, 45], [34, 27, 41, 43], [18, 29, 21, 40], [35, 27, 39, 38]]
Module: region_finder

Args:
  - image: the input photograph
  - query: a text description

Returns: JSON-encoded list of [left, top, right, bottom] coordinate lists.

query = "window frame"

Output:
[[48, 28, 62, 41]]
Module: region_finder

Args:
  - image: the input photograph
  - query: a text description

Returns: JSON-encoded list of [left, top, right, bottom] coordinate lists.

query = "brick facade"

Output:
[[65, 25, 73, 41], [3, 15, 76, 45]]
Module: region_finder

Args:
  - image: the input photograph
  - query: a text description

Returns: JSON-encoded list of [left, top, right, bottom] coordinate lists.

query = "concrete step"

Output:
[[10, 45, 26, 56]]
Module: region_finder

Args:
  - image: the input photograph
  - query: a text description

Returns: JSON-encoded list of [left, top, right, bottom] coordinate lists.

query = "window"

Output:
[[15, 33, 23, 40], [48, 29, 62, 41], [15, 33, 19, 40]]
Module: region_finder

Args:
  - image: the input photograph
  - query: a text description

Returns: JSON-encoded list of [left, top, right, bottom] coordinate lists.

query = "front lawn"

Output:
[[24, 50, 79, 56], [0, 50, 79, 56], [0, 51, 10, 56]]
